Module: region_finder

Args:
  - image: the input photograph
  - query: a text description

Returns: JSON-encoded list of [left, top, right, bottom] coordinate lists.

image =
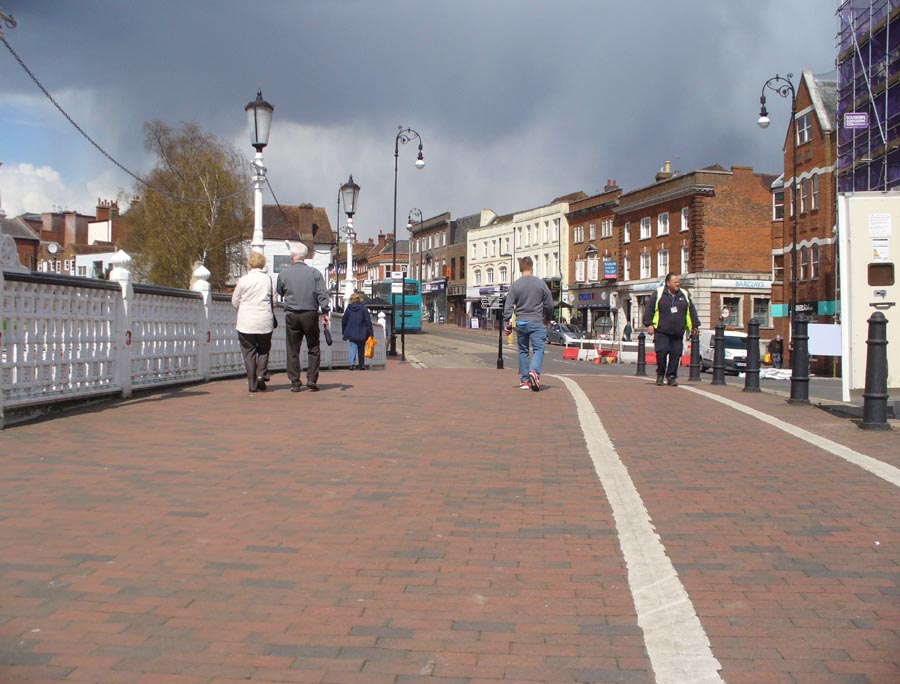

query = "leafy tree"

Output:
[[122, 121, 250, 289]]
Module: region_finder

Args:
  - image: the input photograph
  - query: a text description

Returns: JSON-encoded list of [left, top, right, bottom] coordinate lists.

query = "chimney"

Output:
[[604, 179, 618, 192], [655, 161, 674, 183]]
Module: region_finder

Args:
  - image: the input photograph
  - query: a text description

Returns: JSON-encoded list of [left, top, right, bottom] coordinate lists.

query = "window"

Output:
[[640, 217, 651, 239], [800, 178, 809, 214], [773, 188, 785, 220], [723, 297, 741, 327], [657, 249, 669, 277], [811, 244, 819, 279], [516, 226, 522, 249], [487, 268, 494, 284], [499, 265, 508, 283], [78, 265, 87, 277], [491, 240, 496, 257], [574, 225, 584, 243], [601, 218, 613, 238], [474, 269, 482, 286], [623, 222, 631, 243], [772, 254, 784, 283], [441, 233, 446, 247], [799, 246, 808, 280], [753, 297, 771, 328], [482, 242, 488, 258], [796, 112, 812, 145], [589, 222, 597, 240], [811, 175, 819, 210], [544, 221, 550, 243], [681, 245, 689, 274], [553, 219, 560, 242], [544, 253, 550, 276], [657, 212, 669, 236], [472, 244, 477, 260], [680, 207, 689, 231], [623, 254, 631, 280], [640, 252, 651, 279]]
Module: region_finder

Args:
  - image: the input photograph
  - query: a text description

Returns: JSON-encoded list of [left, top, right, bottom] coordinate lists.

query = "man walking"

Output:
[[643, 272, 699, 387], [276, 243, 330, 392], [767, 334, 784, 369], [503, 256, 554, 392]]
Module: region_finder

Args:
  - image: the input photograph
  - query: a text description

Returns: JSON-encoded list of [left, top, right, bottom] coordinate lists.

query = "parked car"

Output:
[[698, 329, 748, 374], [548, 321, 586, 346]]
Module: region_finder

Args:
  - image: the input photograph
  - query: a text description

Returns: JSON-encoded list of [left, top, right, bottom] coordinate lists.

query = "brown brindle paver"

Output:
[[0, 363, 897, 684]]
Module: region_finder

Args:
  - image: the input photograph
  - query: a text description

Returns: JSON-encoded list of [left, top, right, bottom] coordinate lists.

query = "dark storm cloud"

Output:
[[1, 0, 836, 234]]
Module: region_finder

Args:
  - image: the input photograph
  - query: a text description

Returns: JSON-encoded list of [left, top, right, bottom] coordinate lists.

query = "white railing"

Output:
[[0, 248, 386, 426]]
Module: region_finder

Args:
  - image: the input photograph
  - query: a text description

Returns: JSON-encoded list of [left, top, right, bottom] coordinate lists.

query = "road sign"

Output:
[[720, 307, 730, 320]]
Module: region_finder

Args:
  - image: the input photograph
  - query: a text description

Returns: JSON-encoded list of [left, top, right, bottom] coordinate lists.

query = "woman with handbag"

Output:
[[341, 291, 374, 370], [231, 252, 276, 392]]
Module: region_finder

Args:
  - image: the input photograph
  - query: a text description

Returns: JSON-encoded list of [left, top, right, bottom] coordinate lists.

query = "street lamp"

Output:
[[497, 252, 514, 370], [758, 72, 808, 404], [245, 90, 274, 256], [340, 175, 360, 308], [390, 126, 425, 356]]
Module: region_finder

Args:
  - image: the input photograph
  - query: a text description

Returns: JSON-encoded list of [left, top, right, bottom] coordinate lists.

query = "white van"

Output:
[[697, 329, 748, 374]]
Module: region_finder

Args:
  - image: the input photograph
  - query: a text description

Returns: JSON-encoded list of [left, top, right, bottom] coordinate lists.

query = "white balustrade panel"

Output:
[[208, 295, 245, 378], [130, 288, 202, 388], [1, 276, 120, 406]]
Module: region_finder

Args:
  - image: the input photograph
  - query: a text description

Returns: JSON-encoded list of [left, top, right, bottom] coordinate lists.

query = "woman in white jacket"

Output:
[[231, 252, 276, 393]]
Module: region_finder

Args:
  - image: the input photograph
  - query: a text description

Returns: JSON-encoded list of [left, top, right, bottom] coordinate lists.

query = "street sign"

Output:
[[392, 281, 403, 295], [720, 307, 730, 320], [391, 271, 404, 280]]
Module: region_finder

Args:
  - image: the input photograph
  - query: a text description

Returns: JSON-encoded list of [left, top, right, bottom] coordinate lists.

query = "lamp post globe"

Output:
[[245, 90, 274, 256]]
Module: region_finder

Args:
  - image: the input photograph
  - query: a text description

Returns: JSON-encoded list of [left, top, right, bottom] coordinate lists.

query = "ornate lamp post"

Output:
[[390, 127, 425, 356], [758, 72, 808, 404], [245, 91, 274, 256], [339, 175, 360, 308]]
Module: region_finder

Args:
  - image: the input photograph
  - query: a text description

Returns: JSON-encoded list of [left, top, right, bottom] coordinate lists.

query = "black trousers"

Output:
[[237, 331, 272, 391], [654, 331, 684, 379], [285, 311, 320, 385]]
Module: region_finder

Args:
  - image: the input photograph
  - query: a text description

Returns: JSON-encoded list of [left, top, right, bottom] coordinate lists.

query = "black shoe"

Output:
[[290, 383, 302, 392], [656, 376, 665, 386], [262, 374, 271, 382], [667, 376, 678, 387], [256, 380, 267, 391], [307, 382, 320, 392]]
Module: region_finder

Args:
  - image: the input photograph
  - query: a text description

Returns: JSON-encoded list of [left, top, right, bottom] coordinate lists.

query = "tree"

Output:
[[122, 121, 250, 289]]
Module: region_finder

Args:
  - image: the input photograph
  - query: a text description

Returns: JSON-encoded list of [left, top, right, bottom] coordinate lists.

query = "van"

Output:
[[697, 329, 748, 374]]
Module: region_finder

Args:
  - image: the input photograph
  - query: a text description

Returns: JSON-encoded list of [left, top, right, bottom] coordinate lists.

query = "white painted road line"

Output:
[[680, 385, 900, 490], [555, 375, 725, 684]]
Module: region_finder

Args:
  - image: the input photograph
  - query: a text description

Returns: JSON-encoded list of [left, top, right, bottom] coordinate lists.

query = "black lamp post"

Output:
[[390, 127, 425, 356], [758, 72, 809, 404], [497, 252, 514, 370]]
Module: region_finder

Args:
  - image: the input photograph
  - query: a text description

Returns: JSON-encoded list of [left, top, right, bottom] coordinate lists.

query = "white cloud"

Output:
[[0, 162, 126, 216]]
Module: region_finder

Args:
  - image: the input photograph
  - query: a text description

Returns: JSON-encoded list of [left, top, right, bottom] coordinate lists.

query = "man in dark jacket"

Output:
[[642, 273, 700, 386]]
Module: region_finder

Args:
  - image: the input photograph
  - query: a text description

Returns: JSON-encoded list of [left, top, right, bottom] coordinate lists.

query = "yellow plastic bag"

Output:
[[507, 313, 516, 344], [364, 336, 377, 359], [764, 352, 772, 364]]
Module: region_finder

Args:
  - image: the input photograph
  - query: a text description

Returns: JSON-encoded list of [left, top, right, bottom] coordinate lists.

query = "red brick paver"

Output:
[[0, 364, 897, 683]]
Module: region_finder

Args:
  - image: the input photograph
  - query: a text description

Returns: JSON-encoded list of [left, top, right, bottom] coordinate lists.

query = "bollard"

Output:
[[711, 323, 726, 386], [743, 318, 761, 392], [788, 316, 810, 404], [861, 311, 891, 430], [496, 308, 505, 370], [636, 332, 647, 376], [688, 329, 702, 381]]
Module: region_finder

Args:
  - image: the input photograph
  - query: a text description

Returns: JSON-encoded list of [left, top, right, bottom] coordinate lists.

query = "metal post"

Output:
[[636, 332, 647, 376], [496, 307, 505, 370], [861, 312, 891, 430], [688, 329, 702, 381], [712, 322, 726, 386], [401, 274, 407, 362], [251, 151, 265, 255], [744, 318, 761, 392], [788, 316, 810, 404]]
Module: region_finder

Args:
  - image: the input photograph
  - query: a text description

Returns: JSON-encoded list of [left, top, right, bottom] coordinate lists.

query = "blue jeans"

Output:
[[516, 321, 547, 380]]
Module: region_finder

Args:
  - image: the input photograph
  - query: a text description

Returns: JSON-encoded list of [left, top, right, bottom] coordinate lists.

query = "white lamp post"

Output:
[[245, 90, 274, 255], [340, 175, 360, 308]]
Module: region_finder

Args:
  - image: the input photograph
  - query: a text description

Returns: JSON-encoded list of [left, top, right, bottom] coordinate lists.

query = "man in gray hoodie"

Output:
[[503, 256, 554, 391]]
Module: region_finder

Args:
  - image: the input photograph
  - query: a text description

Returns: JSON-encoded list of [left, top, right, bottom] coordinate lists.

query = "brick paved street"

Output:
[[0, 358, 898, 684]]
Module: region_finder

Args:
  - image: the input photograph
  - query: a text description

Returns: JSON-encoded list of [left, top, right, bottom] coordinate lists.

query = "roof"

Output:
[[804, 69, 838, 133], [551, 190, 588, 204], [69, 243, 117, 255], [0, 216, 39, 241], [261, 204, 334, 243]]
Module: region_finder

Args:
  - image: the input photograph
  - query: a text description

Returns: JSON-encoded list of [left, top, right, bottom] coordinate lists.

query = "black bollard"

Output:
[[711, 323, 726, 386], [496, 308, 505, 370], [636, 332, 647, 376], [688, 329, 702, 382], [744, 318, 761, 392], [788, 316, 810, 404], [861, 311, 891, 430]]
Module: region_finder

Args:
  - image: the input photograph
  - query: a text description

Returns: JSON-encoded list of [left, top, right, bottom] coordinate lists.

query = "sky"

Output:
[[1, 1, 838, 242]]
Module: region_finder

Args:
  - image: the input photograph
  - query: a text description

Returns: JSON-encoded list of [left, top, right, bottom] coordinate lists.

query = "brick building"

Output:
[[565, 181, 623, 334], [408, 212, 452, 323], [616, 162, 777, 336], [447, 212, 478, 326]]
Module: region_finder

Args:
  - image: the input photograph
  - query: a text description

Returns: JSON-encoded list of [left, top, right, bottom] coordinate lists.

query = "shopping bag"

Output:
[[764, 352, 772, 364], [364, 336, 377, 359]]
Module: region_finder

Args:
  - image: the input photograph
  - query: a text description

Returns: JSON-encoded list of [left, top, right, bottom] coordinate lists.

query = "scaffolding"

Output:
[[836, 0, 900, 191]]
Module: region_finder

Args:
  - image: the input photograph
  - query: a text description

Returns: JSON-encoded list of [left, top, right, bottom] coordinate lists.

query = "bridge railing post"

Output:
[[191, 263, 212, 383], [108, 250, 134, 399]]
